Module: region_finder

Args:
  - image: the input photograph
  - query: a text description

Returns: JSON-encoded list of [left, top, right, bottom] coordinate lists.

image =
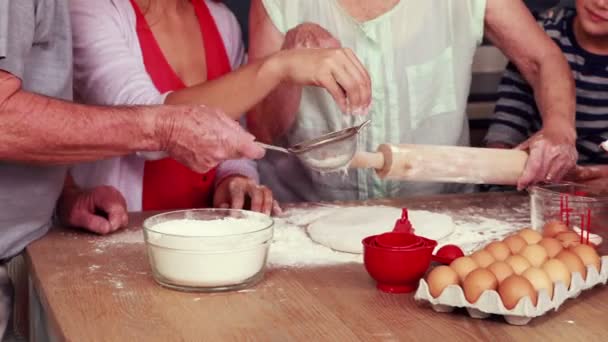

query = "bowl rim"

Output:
[[362, 235, 438, 252], [142, 208, 274, 238]]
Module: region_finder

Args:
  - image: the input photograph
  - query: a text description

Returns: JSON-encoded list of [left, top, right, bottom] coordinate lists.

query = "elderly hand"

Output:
[[57, 185, 128, 235], [279, 23, 371, 114], [156, 105, 265, 173], [515, 123, 578, 190], [283, 23, 341, 50], [213, 176, 281, 216]]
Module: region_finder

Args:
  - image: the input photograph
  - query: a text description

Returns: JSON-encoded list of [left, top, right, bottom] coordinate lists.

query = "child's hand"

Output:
[[57, 185, 128, 235], [213, 176, 281, 216]]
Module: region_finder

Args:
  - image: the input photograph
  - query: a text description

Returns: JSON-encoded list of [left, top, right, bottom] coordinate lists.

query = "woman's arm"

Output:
[[70, 0, 369, 121], [246, 0, 367, 143], [484, 0, 578, 188], [246, 0, 301, 143]]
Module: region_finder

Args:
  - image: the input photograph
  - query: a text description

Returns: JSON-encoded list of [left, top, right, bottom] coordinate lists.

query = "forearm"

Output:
[[165, 53, 285, 120], [247, 80, 302, 143], [484, 0, 575, 139], [0, 81, 160, 164], [527, 53, 576, 133], [247, 0, 303, 143]]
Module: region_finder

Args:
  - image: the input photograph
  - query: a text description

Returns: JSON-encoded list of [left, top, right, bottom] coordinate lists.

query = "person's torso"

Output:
[[538, 8, 608, 165], [69, 0, 244, 211], [259, 0, 484, 202], [0, 0, 72, 259], [133, 0, 231, 210]]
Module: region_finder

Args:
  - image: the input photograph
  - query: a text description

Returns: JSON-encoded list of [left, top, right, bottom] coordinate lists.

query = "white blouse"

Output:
[[69, 0, 258, 211]]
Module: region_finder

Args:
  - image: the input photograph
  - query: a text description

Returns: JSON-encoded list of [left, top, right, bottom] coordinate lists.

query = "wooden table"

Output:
[[25, 193, 608, 341]]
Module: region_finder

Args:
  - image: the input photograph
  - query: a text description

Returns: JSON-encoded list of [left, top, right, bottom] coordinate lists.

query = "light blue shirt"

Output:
[[259, 0, 486, 202]]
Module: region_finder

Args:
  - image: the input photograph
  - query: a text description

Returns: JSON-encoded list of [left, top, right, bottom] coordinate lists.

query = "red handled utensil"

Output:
[[393, 208, 414, 233], [432, 245, 464, 264], [389, 208, 463, 264]]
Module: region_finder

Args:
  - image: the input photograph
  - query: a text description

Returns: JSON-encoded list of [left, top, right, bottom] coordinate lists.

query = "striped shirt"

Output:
[[486, 8, 608, 165]]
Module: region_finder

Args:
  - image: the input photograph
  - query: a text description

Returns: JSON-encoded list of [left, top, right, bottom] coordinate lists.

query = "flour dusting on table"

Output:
[[86, 203, 529, 269], [268, 204, 528, 266], [92, 229, 144, 250]]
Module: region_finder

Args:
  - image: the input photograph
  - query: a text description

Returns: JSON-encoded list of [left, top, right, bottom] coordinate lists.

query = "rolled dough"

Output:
[[306, 206, 454, 254]]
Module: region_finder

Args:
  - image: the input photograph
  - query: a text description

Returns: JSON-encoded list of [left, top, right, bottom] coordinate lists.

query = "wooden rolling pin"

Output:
[[349, 144, 529, 185]]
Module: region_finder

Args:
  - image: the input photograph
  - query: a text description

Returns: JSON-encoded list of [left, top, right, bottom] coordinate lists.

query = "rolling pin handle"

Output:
[[350, 151, 385, 170]]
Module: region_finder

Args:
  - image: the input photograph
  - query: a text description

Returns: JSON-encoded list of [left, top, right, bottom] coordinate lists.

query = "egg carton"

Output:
[[414, 256, 608, 325]]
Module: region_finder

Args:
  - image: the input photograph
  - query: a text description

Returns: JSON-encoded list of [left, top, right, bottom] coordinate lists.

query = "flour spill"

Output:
[[268, 204, 528, 266], [92, 229, 144, 250], [86, 204, 530, 273]]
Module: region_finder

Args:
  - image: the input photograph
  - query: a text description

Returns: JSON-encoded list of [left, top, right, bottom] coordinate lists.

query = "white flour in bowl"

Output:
[[145, 218, 272, 288], [149, 218, 267, 236]]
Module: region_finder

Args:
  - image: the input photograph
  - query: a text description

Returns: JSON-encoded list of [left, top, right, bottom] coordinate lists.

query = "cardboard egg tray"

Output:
[[414, 256, 608, 325]]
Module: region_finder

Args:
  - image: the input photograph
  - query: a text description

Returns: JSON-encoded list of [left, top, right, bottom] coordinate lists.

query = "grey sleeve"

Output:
[[0, 0, 35, 79], [0, 1, 8, 59]]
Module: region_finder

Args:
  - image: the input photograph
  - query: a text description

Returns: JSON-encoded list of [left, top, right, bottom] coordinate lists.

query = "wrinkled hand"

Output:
[[282, 23, 342, 50], [156, 105, 265, 173], [213, 176, 281, 216], [516, 125, 578, 190], [279, 23, 371, 114], [57, 186, 128, 235]]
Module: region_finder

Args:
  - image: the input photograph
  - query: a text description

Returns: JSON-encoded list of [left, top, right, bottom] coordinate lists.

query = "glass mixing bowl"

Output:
[[529, 183, 608, 255], [143, 209, 274, 292]]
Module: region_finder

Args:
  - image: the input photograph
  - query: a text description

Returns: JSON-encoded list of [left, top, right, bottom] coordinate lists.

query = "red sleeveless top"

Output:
[[129, 0, 232, 210]]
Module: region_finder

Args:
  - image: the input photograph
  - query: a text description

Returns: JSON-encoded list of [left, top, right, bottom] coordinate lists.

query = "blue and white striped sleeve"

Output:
[[485, 62, 539, 147]]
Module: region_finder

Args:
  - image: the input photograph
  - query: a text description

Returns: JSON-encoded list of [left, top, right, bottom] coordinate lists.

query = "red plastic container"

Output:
[[362, 235, 437, 293], [374, 232, 425, 250]]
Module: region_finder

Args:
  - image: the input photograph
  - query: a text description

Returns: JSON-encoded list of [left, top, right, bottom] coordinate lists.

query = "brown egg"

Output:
[[556, 231, 581, 248], [450, 256, 479, 282], [426, 266, 460, 298], [556, 250, 587, 280], [519, 244, 548, 267], [570, 244, 601, 272], [518, 228, 543, 245], [485, 241, 511, 261], [522, 267, 554, 299], [538, 238, 563, 258], [503, 234, 527, 254], [463, 268, 498, 303], [542, 259, 572, 289], [488, 261, 515, 283], [542, 220, 570, 238], [471, 250, 495, 268], [505, 255, 531, 275], [499, 275, 538, 310]]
